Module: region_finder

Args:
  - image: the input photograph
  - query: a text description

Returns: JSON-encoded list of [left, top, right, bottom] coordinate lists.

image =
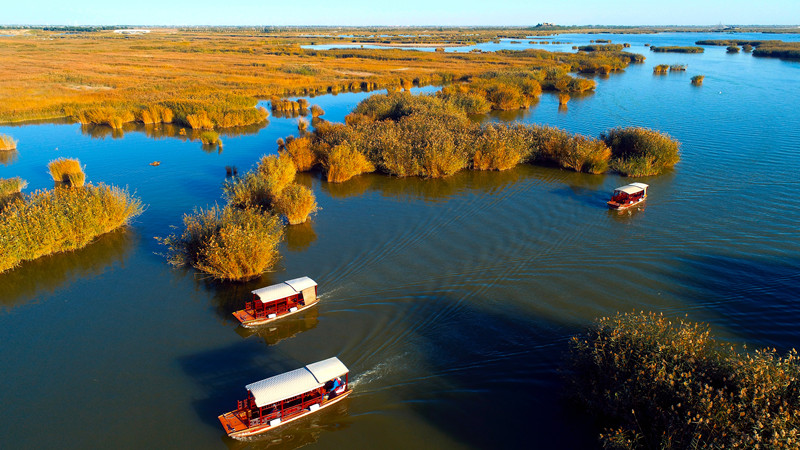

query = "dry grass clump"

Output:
[[0, 183, 143, 273], [257, 153, 297, 199], [74, 107, 135, 129], [691, 75, 705, 85], [0, 134, 18, 151], [566, 311, 800, 449], [0, 177, 27, 210], [472, 124, 530, 171], [559, 135, 611, 174], [159, 205, 283, 281], [320, 141, 376, 182], [669, 64, 686, 71], [297, 117, 309, 134], [48, 158, 85, 186], [653, 64, 669, 74], [310, 105, 325, 117], [272, 184, 318, 225], [139, 105, 174, 124], [602, 127, 680, 177], [283, 136, 317, 171], [185, 111, 215, 130]]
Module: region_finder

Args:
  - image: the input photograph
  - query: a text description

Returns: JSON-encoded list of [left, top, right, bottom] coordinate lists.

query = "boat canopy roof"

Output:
[[614, 183, 649, 195], [251, 277, 317, 304], [246, 357, 348, 407]]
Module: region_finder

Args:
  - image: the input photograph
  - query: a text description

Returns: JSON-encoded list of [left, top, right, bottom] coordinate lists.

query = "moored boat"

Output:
[[218, 357, 351, 440], [232, 277, 318, 328], [607, 183, 648, 209]]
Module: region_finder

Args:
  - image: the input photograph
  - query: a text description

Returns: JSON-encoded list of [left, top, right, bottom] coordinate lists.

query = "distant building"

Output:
[[113, 29, 150, 35], [536, 23, 556, 27]]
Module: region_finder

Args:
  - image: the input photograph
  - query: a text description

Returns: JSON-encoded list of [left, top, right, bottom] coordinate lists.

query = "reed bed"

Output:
[[567, 311, 800, 449], [310, 105, 325, 117], [159, 205, 283, 281], [283, 136, 317, 171], [0, 134, 17, 151], [0, 177, 26, 198], [0, 28, 644, 125], [0, 183, 143, 273], [669, 64, 686, 71], [727, 45, 741, 53], [48, 158, 85, 186], [691, 75, 705, 85], [602, 127, 680, 177], [273, 184, 318, 225], [653, 64, 669, 74], [298, 92, 676, 179], [199, 131, 221, 146], [649, 46, 704, 53]]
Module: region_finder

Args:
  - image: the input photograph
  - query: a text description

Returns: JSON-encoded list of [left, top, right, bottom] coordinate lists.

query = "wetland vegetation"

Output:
[[0, 28, 643, 127], [0, 181, 143, 273], [567, 312, 800, 449], [649, 46, 704, 53], [282, 92, 677, 181]]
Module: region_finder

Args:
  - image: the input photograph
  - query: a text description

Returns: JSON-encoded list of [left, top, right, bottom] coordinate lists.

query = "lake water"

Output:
[[1, 33, 799, 449]]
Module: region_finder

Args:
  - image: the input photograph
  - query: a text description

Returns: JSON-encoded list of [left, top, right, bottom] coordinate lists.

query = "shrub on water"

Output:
[[727, 45, 741, 53], [320, 141, 375, 183], [602, 127, 680, 177], [48, 158, 85, 185], [0, 134, 18, 151], [310, 105, 325, 117], [297, 117, 308, 133], [0, 183, 143, 273], [297, 98, 309, 109], [691, 75, 705, 85], [653, 64, 669, 74], [139, 105, 174, 124], [257, 152, 297, 199], [567, 311, 800, 449], [199, 131, 221, 145], [273, 183, 318, 225], [159, 205, 283, 281], [742, 44, 753, 52], [283, 136, 317, 171]]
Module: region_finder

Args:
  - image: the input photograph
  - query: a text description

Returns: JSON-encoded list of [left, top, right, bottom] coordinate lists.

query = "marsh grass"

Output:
[[310, 105, 325, 117], [653, 64, 669, 74], [48, 158, 85, 186], [283, 136, 317, 171], [567, 311, 800, 449], [199, 131, 221, 146], [0, 183, 143, 273], [602, 127, 680, 177], [649, 46, 704, 53], [0, 177, 27, 210], [273, 184, 318, 224], [0, 134, 18, 151], [159, 205, 283, 281], [669, 64, 686, 71], [257, 153, 297, 199], [320, 141, 376, 182], [691, 75, 705, 85], [727, 45, 741, 53]]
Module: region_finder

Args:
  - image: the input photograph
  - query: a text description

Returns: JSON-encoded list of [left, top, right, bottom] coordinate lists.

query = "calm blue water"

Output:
[[1, 33, 799, 449]]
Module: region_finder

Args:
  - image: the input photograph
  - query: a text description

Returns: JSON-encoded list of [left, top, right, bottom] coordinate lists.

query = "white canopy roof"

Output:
[[615, 183, 649, 195], [246, 357, 349, 407], [251, 277, 317, 303]]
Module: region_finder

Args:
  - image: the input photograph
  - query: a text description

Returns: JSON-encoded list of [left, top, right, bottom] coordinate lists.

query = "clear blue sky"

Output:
[[3, 0, 799, 26]]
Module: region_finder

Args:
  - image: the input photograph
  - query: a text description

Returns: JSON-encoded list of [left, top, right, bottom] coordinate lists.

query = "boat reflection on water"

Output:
[[221, 394, 351, 449], [235, 307, 320, 347]]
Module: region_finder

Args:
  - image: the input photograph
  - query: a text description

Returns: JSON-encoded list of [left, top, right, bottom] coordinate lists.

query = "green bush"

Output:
[[567, 311, 800, 449]]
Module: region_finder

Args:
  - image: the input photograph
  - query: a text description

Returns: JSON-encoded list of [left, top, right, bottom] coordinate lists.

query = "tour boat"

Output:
[[232, 277, 318, 328], [218, 357, 351, 440], [607, 183, 649, 209]]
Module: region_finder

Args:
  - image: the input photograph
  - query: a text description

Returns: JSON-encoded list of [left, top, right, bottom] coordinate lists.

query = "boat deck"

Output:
[[218, 411, 250, 434], [232, 310, 255, 323]]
